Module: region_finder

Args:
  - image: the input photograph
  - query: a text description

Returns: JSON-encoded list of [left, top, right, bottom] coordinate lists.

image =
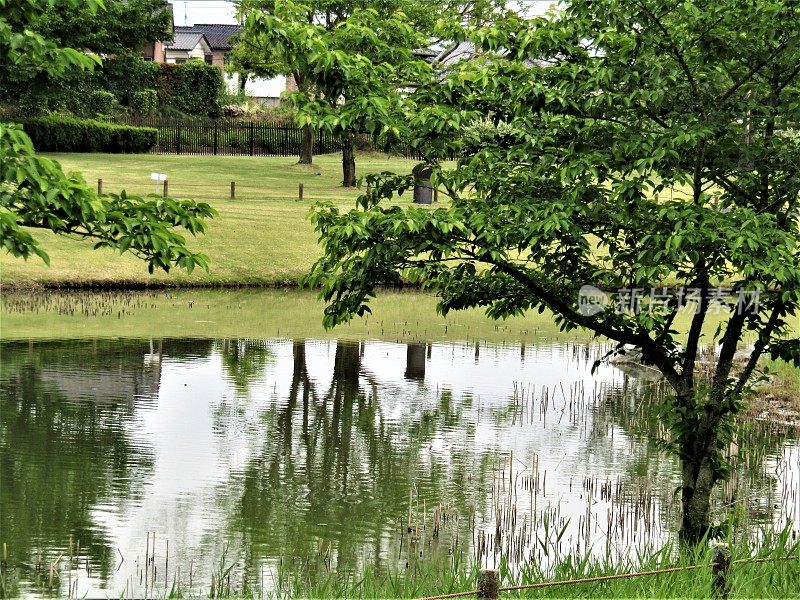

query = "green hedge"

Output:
[[131, 89, 158, 117], [88, 90, 116, 116], [102, 51, 160, 106], [22, 116, 157, 153], [157, 61, 223, 118]]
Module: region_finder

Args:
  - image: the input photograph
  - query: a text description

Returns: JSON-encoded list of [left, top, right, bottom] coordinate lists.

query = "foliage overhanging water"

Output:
[[0, 290, 797, 598]]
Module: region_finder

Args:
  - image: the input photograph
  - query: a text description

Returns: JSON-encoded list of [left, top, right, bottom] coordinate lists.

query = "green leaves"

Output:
[[240, 0, 435, 143], [0, 123, 216, 273], [768, 339, 800, 368], [306, 0, 800, 409], [1, 2, 216, 273]]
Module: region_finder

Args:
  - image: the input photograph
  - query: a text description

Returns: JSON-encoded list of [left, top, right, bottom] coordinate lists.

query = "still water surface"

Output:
[[1, 291, 798, 598]]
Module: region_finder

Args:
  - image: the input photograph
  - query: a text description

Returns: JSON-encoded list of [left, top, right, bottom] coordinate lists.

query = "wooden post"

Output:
[[298, 182, 304, 202], [230, 181, 236, 200], [434, 187, 439, 203], [712, 542, 731, 600], [97, 178, 103, 194], [163, 179, 169, 198], [477, 569, 499, 599]]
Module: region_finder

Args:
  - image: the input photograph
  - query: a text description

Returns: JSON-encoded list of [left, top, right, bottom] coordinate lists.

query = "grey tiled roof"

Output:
[[169, 31, 207, 51], [175, 24, 241, 51]]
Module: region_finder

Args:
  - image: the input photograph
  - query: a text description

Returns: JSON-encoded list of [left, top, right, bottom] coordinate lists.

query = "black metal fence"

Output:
[[116, 118, 340, 157], [115, 118, 425, 159]]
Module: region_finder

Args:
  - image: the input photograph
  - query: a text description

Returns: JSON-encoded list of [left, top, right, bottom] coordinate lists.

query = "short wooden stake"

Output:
[[298, 182, 304, 202], [163, 179, 169, 198], [230, 181, 236, 200], [477, 569, 499, 599], [712, 542, 731, 600], [97, 178, 103, 195]]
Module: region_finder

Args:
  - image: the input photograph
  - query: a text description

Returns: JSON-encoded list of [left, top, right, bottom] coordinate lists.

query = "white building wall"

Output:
[[224, 73, 239, 95], [245, 75, 287, 100], [188, 43, 206, 60]]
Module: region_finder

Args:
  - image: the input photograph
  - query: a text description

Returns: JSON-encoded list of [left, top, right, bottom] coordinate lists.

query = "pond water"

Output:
[[0, 290, 798, 598]]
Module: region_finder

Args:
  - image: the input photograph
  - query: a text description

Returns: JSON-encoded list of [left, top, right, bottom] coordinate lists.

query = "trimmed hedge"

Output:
[[131, 89, 158, 117], [23, 116, 157, 153], [157, 61, 223, 118], [88, 90, 116, 116], [102, 51, 160, 106]]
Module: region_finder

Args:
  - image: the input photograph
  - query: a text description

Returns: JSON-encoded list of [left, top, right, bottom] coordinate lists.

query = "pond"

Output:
[[1, 290, 798, 598]]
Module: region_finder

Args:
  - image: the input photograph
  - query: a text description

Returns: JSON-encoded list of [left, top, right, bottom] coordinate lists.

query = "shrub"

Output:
[[101, 52, 160, 105], [88, 90, 116, 116], [160, 61, 224, 118], [11, 68, 95, 116], [223, 129, 244, 148], [354, 133, 373, 151], [222, 104, 247, 118], [131, 89, 158, 117], [22, 116, 157, 153]]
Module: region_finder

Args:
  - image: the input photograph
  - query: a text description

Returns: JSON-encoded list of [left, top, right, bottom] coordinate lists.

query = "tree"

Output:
[[236, 0, 503, 179], [34, 0, 173, 56], [232, 0, 317, 165], [305, 0, 800, 543], [228, 2, 320, 162], [1, 0, 172, 114], [1, 0, 215, 273], [242, 1, 431, 185]]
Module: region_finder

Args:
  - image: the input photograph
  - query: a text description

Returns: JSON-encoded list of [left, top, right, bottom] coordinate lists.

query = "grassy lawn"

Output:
[[0, 152, 418, 287]]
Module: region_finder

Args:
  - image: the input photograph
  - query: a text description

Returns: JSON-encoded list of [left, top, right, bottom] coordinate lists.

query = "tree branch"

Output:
[[709, 308, 747, 407], [732, 302, 784, 397], [462, 248, 683, 389], [635, 0, 699, 100], [718, 40, 789, 107], [681, 275, 710, 392]]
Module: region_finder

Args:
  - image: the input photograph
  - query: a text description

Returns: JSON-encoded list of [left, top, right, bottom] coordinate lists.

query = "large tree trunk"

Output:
[[299, 124, 314, 165], [679, 422, 719, 544], [681, 456, 715, 543], [342, 131, 356, 187]]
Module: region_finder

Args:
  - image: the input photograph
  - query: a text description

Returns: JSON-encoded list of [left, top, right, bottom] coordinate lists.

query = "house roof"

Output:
[[175, 24, 242, 51], [412, 47, 439, 61], [433, 41, 545, 69], [436, 41, 478, 66], [169, 31, 209, 51]]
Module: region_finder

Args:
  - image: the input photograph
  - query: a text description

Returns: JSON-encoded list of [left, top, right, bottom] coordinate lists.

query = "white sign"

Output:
[[150, 172, 167, 182]]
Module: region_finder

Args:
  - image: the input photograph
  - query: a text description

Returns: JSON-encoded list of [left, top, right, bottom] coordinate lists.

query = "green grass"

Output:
[[0, 288, 592, 343], [767, 358, 800, 390], [150, 528, 800, 598], [0, 152, 419, 287], [272, 535, 800, 599], [0, 287, 759, 345]]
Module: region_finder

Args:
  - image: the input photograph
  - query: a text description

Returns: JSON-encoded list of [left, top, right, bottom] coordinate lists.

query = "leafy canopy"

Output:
[[0, 0, 215, 273], [305, 0, 800, 525], [231, 0, 510, 82], [34, 0, 172, 56], [235, 0, 511, 178]]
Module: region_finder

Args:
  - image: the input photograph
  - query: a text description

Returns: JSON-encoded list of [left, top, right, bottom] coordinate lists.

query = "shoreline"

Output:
[[0, 279, 306, 292]]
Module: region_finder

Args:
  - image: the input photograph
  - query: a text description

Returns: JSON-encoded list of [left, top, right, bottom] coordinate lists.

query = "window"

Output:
[[204, 54, 213, 65], [176, 58, 187, 64]]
